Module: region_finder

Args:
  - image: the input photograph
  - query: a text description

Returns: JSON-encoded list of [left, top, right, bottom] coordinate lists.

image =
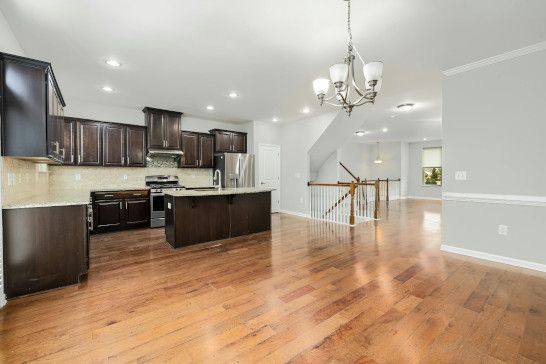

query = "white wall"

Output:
[[0, 7, 25, 307], [337, 142, 402, 181], [315, 151, 338, 183], [442, 47, 546, 269], [400, 142, 409, 198], [280, 113, 334, 214], [407, 140, 442, 199]]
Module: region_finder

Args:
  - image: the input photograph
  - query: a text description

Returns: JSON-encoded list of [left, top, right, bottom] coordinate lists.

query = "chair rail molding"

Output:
[[442, 41, 546, 76], [442, 192, 546, 207], [441, 244, 546, 273]]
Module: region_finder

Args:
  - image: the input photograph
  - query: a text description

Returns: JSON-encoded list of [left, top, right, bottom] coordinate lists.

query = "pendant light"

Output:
[[373, 142, 383, 164]]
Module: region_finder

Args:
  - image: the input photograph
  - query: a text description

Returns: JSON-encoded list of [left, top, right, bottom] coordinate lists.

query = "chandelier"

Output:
[[312, 0, 383, 116]]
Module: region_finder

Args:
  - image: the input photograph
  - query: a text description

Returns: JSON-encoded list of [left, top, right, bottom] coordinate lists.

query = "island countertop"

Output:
[[164, 187, 275, 197]]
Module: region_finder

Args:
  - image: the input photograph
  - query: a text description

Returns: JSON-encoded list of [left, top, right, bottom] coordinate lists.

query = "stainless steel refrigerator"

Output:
[[213, 153, 255, 188]]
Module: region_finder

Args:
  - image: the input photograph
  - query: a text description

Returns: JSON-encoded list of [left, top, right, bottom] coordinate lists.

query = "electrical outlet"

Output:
[[75, 173, 81, 181], [498, 225, 508, 235], [123, 174, 128, 180], [455, 171, 467, 181]]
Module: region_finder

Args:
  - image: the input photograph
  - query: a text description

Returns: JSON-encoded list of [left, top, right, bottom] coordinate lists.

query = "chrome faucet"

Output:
[[213, 169, 222, 191]]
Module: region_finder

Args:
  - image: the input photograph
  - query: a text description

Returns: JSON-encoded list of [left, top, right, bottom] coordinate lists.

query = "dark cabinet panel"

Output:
[[3, 205, 88, 298], [232, 133, 247, 153], [76, 120, 102, 166], [63, 119, 75, 164], [147, 110, 165, 149], [102, 123, 125, 166], [199, 134, 215, 168], [164, 113, 181, 150], [180, 132, 199, 167], [230, 192, 271, 236], [126, 126, 147, 167], [209, 129, 247, 153], [0, 53, 65, 162], [125, 199, 149, 226], [143, 107, 182, 151], [215, 131, 232, 152], [95, 200, 123, 229]]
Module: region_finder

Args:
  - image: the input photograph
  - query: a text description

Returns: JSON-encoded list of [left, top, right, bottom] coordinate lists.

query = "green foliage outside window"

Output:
[[423, 167, 442, 185]]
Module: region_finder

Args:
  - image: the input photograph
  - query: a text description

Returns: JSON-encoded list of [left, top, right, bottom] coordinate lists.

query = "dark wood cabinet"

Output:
[[180, 132, 199, 167], [143, 107, 182, 151], [199, 134, 215, 168], [126, 126, 147, 167], [229, 193, 271, 236], [76, 120, 102, 166], [0, 52, 65, 163], [209, 129, 247, 153], [63, 119, 75, 165], [2, 204, 89, 298], [180, 132, 215, 168], [102, 123, 125, 166], [92, 190, 150, 233]]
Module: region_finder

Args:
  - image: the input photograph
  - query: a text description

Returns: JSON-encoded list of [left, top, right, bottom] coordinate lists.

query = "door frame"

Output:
[[258, 143, 281, 213]]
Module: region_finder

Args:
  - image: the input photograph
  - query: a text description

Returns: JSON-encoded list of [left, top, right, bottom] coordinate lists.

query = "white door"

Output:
[[259, 144, 281, 213]]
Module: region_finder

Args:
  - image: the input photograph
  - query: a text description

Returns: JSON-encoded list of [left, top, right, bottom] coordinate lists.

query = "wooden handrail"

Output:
[[309, 181, 376, 187], [338, 162, 360, 182]]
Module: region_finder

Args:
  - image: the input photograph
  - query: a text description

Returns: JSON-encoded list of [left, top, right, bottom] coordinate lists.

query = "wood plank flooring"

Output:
[[1, 199, 545, 363]]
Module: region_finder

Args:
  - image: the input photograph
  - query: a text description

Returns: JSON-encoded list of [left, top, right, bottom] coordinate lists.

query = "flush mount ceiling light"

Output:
[[382, 128, 388, 132], [301, 107, 311, 114], [206, 105, 215, 111], [397, 103, 414, 112], [373, 142, 384, 164], [423, 138, 428, 141], [312, 0, 383, 116], [105, 59, 121, 67], [355, 130, 367, 136], [101, 86, 113, 92], [272, 117, 279, 123], [228, 91, 238, 98]]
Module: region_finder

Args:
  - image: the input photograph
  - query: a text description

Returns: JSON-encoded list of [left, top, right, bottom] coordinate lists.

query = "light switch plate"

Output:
[[123, 174, 128, 180], [498, 225, 508, 235], [75, 173, 81, 181], [455, 171, 467, 181]]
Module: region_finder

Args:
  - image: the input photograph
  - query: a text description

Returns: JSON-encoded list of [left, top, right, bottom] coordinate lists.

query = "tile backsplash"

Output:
[[1, 156, 213, 205]]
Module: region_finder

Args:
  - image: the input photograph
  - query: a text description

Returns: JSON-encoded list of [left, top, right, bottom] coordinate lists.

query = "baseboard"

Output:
[[406, 196, 442, 201], [442, 192, 546, 207], [441, 244, 546, 273], [278, 210, 311, 219]]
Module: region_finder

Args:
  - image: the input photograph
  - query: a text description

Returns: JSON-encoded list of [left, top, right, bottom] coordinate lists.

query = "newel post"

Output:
[[374, 180, 380, 219], [386, 178, 389, 202], [349, 181, 356, 226]]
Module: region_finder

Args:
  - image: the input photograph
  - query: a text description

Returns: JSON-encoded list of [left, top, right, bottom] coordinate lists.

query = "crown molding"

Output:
[[442, 41, 546, 76], [442, 192, 546, 207]]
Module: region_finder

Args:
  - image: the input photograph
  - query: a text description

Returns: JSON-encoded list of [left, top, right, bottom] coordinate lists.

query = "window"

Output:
[[422, 147, 442, 185]]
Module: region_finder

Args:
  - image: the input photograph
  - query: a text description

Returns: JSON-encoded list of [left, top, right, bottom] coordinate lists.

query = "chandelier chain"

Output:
[[347, 0, 353, 45]]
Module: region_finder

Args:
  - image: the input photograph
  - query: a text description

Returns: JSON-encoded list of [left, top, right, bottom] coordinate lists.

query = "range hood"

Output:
[[147, 149, 184, 158]]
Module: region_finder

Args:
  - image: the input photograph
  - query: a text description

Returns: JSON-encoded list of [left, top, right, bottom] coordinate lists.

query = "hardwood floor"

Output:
[[1, 199, 545, 363]]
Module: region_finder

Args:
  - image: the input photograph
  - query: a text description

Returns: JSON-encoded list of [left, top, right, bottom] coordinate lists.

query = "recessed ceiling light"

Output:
[[272, 117, 279, 123], [302, 107, 311, 114], [206, 105, 215, 111], [390, 114, 396, 118], [101, 86, 113, 92], [355, 130, 367, 136], [382, 128, 388, 132], [423, 138, 427, 141], [105, 59, 121, 67], [229, 91, 238, 98], [397, 103, 414, 112]]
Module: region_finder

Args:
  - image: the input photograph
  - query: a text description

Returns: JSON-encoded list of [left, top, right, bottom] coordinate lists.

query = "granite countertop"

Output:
[[2, 190, 92, 209], [2, 186, 150, 209], [165, 187, 275, 197]]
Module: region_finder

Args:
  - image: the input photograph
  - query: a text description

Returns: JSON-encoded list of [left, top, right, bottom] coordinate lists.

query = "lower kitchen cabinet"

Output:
[[92, 190, 150, 233], [2, 204, 89, 299]]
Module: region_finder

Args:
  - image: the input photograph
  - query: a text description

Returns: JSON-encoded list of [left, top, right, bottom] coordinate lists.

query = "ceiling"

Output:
[[2, 0, 545, 140]]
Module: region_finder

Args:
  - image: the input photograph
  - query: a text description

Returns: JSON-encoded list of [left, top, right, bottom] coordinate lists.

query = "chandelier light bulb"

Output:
[[363, 61, 384, 82], [329, 63, 349, 85], [313, 79, 330, 96]]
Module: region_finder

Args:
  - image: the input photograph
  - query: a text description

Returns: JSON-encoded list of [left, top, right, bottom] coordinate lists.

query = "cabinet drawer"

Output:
[[94, 190, 149, 201]]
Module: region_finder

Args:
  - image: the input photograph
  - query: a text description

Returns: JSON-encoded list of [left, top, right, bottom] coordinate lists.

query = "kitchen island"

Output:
[[164, 188, 274, 248]]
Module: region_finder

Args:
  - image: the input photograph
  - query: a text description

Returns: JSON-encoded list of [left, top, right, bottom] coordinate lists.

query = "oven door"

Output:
[[150, 192, 165, 218]]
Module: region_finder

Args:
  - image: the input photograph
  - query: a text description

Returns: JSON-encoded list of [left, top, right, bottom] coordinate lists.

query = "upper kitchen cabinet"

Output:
[[209, 129, 247, 153], [179, 132, 214, 168], [63, 118, 76, 165], [102, 123, 125, 166], [125, 125, 147, 167], [0, 52, 66, 163], [143, 107, 182, 151], [75, 119, 102, 166]]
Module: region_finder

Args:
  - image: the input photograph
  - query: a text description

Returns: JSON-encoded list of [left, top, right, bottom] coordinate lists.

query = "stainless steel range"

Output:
[[145, 175, 184, 228]]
